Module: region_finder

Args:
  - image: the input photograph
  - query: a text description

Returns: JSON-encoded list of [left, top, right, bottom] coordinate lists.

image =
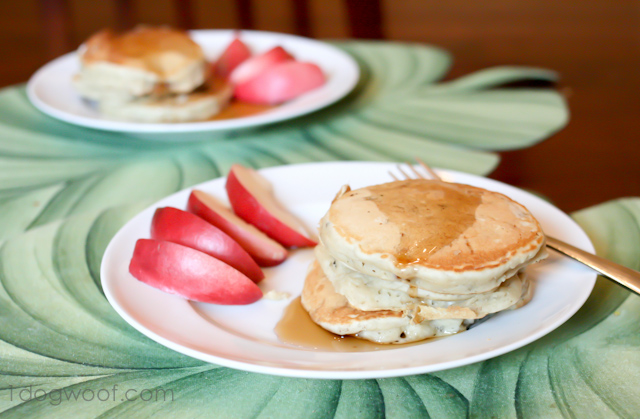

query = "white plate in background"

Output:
[[26, 30, 359, 135]]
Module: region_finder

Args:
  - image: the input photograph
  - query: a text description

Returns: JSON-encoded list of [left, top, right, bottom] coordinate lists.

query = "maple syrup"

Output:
[[348, 180, 482, 265], [203, 77, 274, 121], [208, 100, 274, 120], [275, 297, 427, 352]]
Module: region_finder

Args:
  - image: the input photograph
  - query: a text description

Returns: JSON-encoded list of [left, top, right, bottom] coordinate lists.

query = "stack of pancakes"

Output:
[[73, 26, 232, 122], [301, 179, 547, 344]]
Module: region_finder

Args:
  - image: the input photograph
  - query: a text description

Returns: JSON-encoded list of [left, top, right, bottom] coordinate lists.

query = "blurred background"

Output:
[[1, 0, 638, 213]]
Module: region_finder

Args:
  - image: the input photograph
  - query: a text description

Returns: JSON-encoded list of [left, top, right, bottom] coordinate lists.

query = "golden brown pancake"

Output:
[[300, 178, 546, 344], [97, 80, 233, 123], [73, 26, 208, 105], [314, 243, 531, 320], [80, 26, 205, 80], [319, 179, 546, 294], [301, 261, 467, 344]]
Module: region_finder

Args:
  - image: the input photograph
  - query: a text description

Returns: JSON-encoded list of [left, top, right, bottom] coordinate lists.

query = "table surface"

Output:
[[2, 1, 639, 214], [0, 39, 639, 418]]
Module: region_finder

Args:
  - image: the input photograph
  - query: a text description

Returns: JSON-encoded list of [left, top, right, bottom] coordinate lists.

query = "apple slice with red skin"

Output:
[[233, 61, 326, 105], [187, 190, 288, 266], [226, 164, 317, 248], [214, 36, 252, 79], [129, 239, 262, 305], [150, 206, 264, 282], [229, 46, 293, 85]]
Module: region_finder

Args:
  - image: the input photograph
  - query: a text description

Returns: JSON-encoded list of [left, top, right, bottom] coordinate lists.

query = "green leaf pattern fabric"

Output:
[[1, 42, 636, 418]]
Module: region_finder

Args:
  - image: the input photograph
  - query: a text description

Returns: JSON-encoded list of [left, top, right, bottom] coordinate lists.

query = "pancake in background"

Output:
[[74, 26, 207, 103], [98, 81, 233, 123]]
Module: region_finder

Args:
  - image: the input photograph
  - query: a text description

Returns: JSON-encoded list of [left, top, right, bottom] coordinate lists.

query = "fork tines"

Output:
[[391, 159, 441, 182]]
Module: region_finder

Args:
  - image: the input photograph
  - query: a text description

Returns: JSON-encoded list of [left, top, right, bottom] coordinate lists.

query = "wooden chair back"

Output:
[[39, 0, 383, 58]]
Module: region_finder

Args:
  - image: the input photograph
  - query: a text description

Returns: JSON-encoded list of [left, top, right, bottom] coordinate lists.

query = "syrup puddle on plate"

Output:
[[208, 100, 274, 120], [275, 297, 432, 352], [204, 78, 275, 121]]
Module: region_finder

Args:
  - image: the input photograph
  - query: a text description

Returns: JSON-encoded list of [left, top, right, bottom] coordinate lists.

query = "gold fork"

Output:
[[393, 159, 640, 296]]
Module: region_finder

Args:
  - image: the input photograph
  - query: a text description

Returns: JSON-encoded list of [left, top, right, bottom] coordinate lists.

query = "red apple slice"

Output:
[[187, 190, 288, 266], [226, 164, 317, 248], [214, 36, 252, 79], [233, 61, 326, 105], [229, 46, 293, 85], [150, 206, 264, 282], [129, 239, 262, 305]]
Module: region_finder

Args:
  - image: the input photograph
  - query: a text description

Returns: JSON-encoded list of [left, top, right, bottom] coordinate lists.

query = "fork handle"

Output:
[[546, 236, 640, 295]]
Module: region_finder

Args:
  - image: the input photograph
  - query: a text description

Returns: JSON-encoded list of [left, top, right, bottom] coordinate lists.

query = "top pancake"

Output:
[[80, 27, 205, 78], [319, 179, 546, 294], [74, 26, 207, 101]]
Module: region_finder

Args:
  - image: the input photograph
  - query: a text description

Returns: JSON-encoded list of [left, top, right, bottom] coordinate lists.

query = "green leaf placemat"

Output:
[[1, 199, 638, 418], [5, 41, 631, 418]]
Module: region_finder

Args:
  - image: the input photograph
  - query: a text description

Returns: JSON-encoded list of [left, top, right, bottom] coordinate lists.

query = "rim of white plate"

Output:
[[101, 161, 597, 379], [26, 30, 360, 135]]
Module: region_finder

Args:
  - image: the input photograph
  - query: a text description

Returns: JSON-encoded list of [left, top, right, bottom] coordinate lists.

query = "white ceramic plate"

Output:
[[26, 30, 359, 135], [101, 161, 597, 379]]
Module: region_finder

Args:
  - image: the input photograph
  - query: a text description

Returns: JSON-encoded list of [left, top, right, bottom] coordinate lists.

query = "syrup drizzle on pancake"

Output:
[[367, 181, 482, 265], [82, 27, 203, 76]]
